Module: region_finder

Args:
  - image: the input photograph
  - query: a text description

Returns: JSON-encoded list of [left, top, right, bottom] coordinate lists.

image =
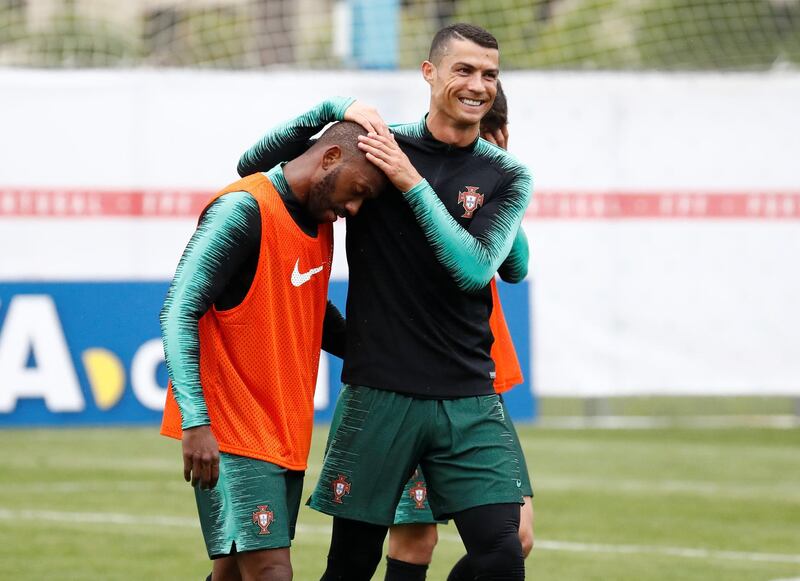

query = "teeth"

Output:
[[460, 98, 483, 107]]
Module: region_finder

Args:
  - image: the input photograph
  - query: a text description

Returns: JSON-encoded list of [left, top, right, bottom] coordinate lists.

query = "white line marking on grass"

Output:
[[2, 507, 799, 565], [0, 507, 197, 528], [535, 477, 800, 502], [536, 415, 800, 430], [527, 539, 800, 565], [0, 480, 188, 493], [6, 456, 176, 472], [6, 476, 798, 502], [439, 532, 800, 565]]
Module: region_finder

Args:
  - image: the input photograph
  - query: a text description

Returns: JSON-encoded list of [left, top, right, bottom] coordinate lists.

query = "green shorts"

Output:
[[309, 385, 524, 526], [194, 452, 304, 558], [393, 401, 534, 526]]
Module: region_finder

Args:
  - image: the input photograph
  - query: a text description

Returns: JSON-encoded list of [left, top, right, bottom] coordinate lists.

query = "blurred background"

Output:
[[2, 0, 799, 422], [1, 1, 799, 579]]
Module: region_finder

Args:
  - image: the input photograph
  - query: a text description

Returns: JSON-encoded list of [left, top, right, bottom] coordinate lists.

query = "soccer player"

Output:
[[159, 121, 386, 581], [238, 23, 532, 581], [385, 81, 536, 581]]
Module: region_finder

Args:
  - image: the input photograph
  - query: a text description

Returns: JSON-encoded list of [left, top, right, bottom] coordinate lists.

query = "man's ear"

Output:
[[421, 60, 435, 86], [321, 145, 342, 170]]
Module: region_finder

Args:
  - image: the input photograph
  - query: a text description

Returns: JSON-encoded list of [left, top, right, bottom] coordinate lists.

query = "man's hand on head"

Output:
[[357, 133, 424, 193], [182, 424, 220, 490], [344, 101, 390, 137]]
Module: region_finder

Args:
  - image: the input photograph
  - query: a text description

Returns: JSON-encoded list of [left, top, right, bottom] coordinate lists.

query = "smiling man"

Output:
[[159, 121, 385, 581], [237, 23, 533, 581], [383, 82, 536, 581]]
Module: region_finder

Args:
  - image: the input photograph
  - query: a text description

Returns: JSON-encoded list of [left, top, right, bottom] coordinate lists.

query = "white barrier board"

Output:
[[2, 70, 799, 396]]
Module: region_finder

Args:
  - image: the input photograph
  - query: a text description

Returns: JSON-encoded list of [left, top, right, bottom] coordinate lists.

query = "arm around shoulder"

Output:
[[237, 96, 356, 177]]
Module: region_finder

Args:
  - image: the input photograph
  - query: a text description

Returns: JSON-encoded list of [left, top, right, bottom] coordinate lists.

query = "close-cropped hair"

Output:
[[311, 121, 368, 158], [428, 23, 499, 63]]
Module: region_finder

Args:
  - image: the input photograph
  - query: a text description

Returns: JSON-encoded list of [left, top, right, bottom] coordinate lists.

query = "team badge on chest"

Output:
[[409, 481, 428, 509], [252, 505, 274, 535], [457, 186, 484, 218], [331, 474, 351, 504]]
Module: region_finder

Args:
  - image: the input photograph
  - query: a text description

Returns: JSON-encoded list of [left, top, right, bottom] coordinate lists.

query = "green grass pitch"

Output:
[[1, 423, 799, 580]]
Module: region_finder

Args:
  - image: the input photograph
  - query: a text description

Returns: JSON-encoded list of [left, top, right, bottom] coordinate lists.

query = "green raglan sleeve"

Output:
[[237, 97, 355, 177], [401, 150, 533, 293], [497, 227, 529, 283], [160, 192, 260, 430]]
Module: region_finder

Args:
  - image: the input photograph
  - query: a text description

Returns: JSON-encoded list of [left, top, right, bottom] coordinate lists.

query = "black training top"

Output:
[[237, 98, 532, 398]]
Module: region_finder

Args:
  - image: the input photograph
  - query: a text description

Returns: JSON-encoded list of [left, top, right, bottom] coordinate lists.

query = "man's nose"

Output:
[[468, 72, 484, 93], [345, 198, 363, 216]]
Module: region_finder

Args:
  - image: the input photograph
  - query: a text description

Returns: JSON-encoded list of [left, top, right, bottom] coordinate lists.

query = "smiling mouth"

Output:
[[458, 97, 485, 107]]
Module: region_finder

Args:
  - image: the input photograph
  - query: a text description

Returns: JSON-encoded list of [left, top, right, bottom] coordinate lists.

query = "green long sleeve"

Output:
[[160, 192, 260, 430], [498, 227, 529, 283], [401, 144, 533, 293]]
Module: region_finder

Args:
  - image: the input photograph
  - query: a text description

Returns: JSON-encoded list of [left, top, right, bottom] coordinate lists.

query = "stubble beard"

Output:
[[308, 166, 341, 222]]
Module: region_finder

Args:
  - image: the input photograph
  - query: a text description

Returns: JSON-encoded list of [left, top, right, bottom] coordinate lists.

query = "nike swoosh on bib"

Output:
[[291, 259, 324, 287]]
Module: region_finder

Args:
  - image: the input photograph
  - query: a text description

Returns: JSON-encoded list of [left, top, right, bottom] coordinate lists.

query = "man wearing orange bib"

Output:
[[160, 121, 386, 581]]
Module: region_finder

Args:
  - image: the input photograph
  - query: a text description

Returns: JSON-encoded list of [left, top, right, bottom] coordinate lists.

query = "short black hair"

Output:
[[311, 121, 388, 189], [480, 80, 508, 134], [312, 121, 368, 159], [428, 23, 499, 64]]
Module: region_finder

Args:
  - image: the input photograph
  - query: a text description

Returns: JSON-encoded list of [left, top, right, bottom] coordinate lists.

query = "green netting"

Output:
[[0, 0, 798, 70]]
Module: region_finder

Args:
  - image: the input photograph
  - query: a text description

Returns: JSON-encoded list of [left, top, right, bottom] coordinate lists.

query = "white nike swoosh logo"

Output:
[[291, 259, 324, 287]]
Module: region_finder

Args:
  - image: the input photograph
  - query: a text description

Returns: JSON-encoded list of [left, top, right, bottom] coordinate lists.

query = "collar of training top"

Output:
[[410, 114, 481, 153]]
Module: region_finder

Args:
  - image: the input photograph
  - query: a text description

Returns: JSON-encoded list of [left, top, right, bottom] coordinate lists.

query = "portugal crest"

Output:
[[409, 481, 428, 509], [331, 474, 351, 504], [252, 505, 274, 535], [457, 186, 484, 218]]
